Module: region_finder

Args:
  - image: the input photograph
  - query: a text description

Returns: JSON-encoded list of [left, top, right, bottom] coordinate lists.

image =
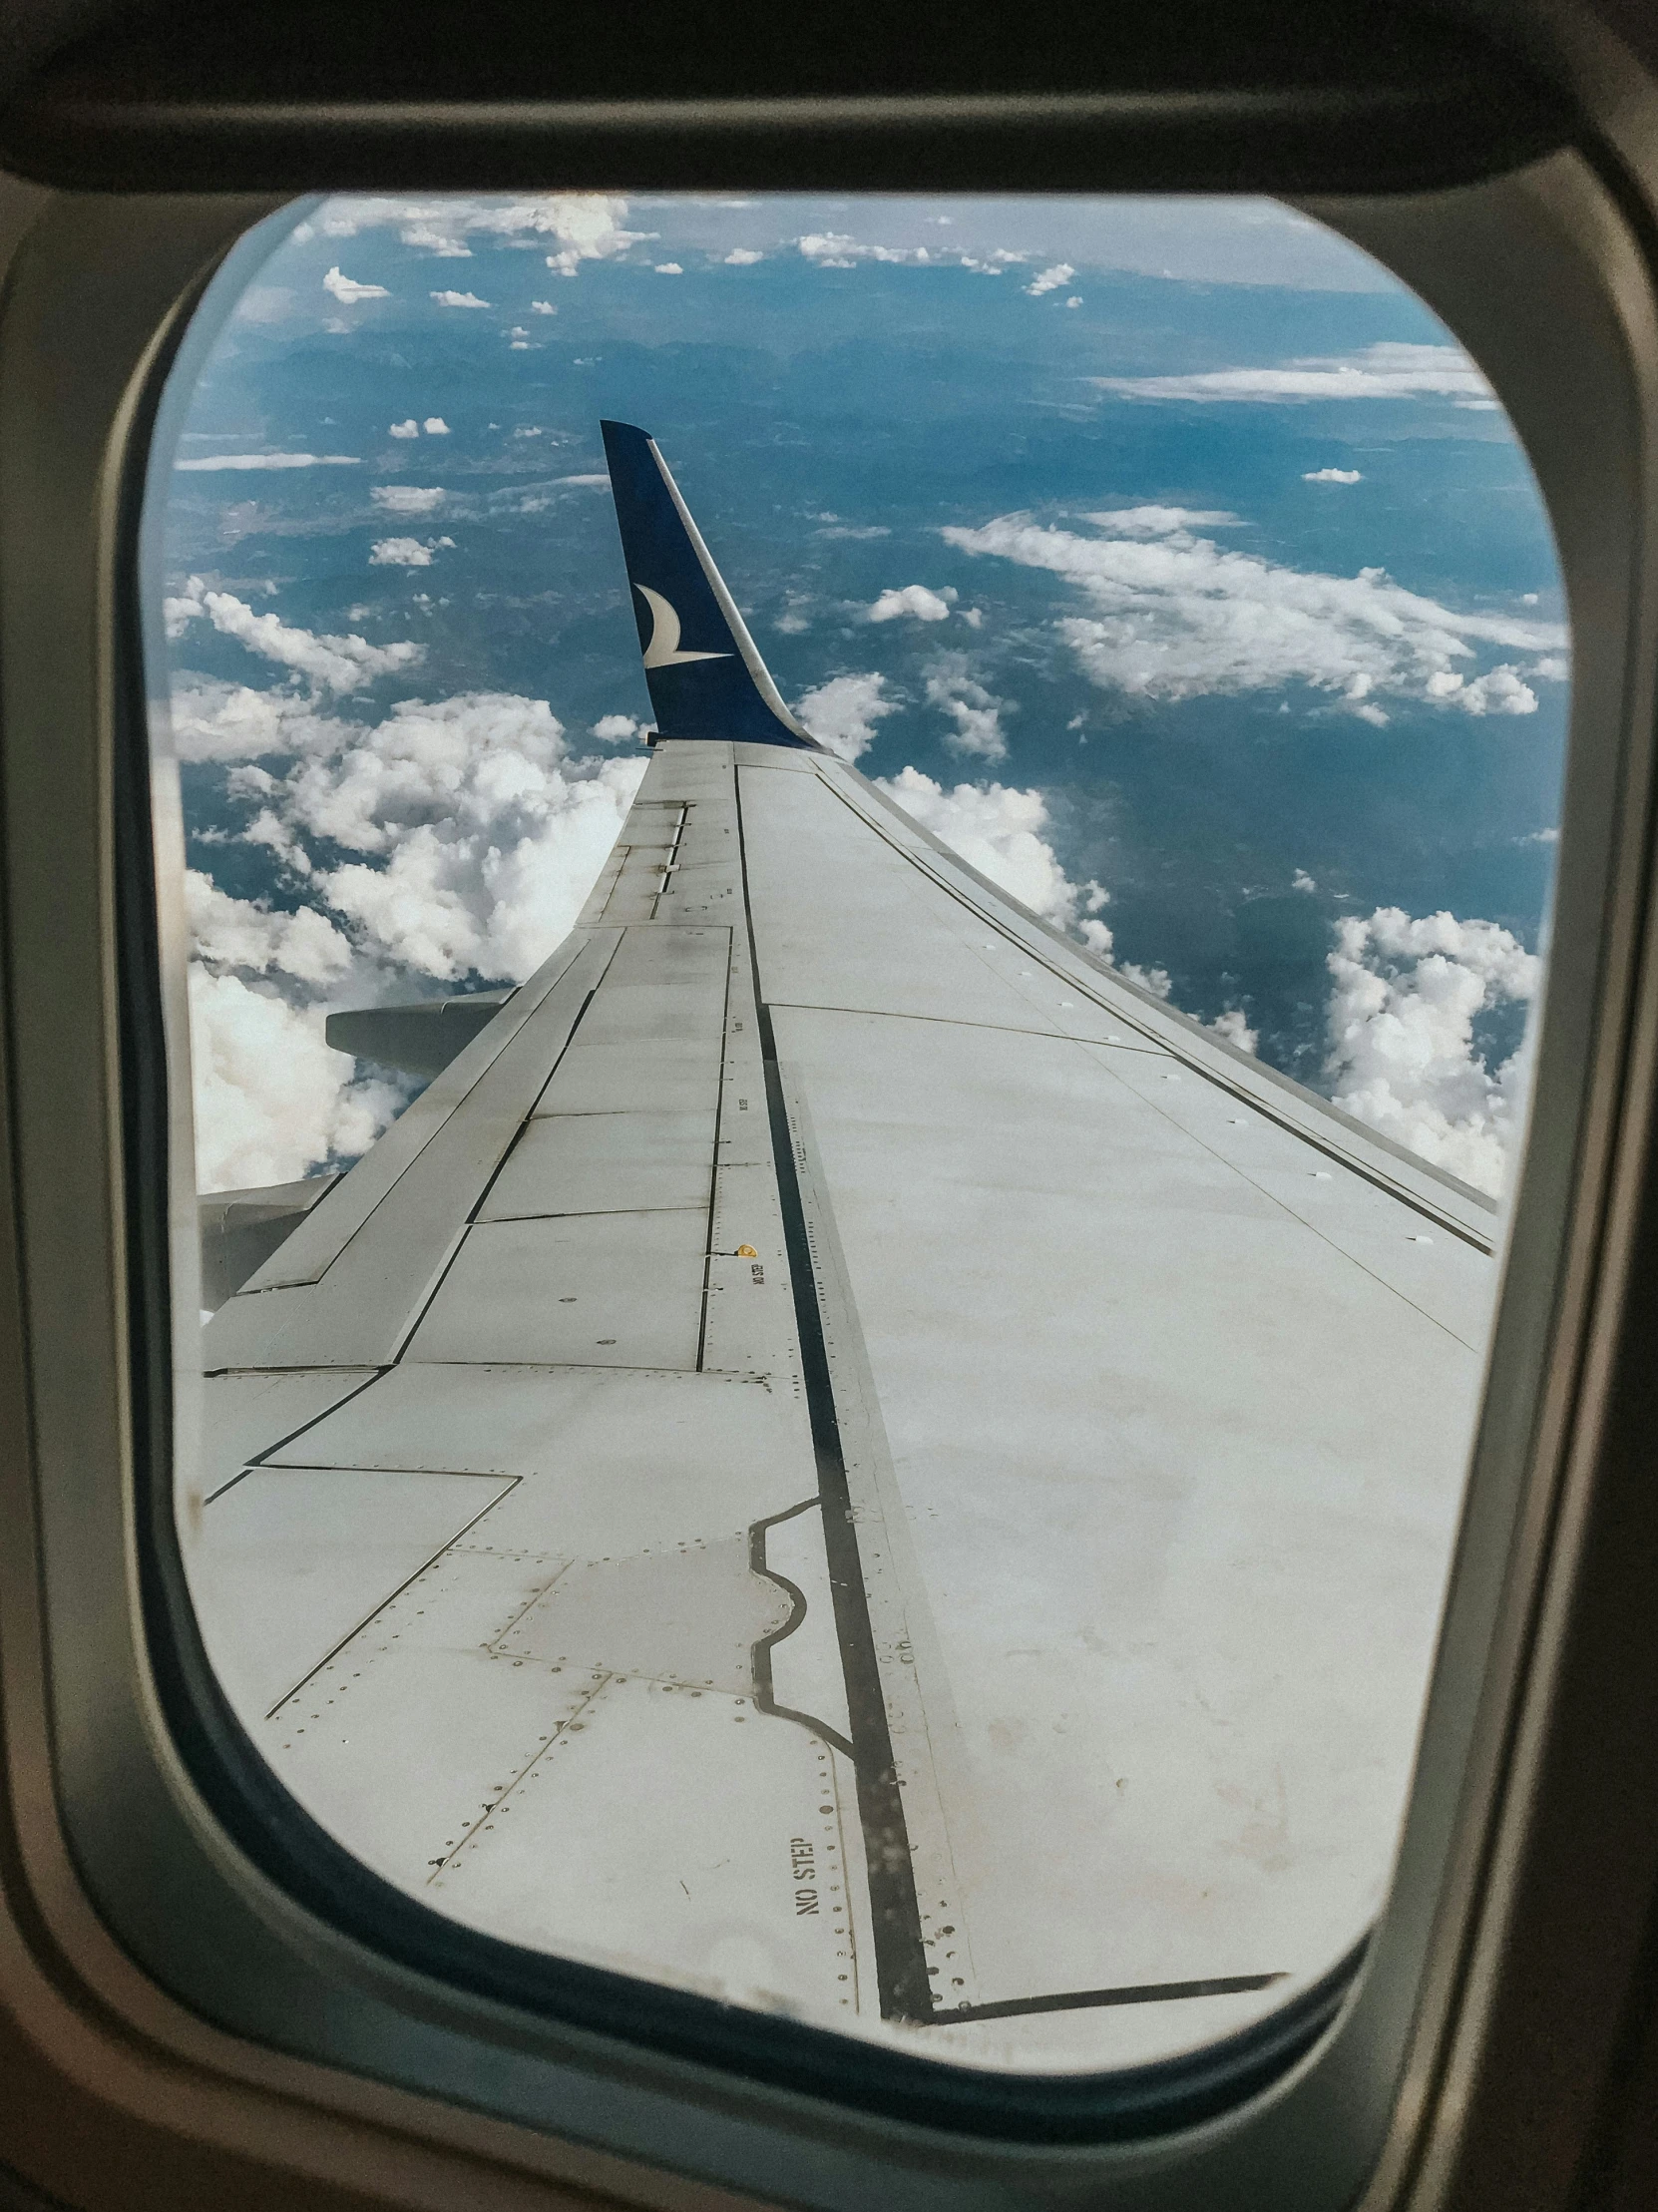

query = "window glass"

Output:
[[149, 193, 1567, 2075]]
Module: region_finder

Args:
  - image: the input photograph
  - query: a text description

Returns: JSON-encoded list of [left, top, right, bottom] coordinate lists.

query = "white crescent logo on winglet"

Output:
[[635, 584, 732, 669]]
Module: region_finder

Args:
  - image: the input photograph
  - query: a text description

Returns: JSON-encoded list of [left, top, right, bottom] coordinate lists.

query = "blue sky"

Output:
[[154, 194, 1566, 1197]]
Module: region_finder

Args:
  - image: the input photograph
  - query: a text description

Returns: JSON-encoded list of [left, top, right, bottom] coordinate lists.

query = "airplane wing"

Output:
[[185, 423, 1497, 2073]]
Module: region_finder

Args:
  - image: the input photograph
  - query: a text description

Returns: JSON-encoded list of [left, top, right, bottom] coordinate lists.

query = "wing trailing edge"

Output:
[[600, 418, 819, 749]]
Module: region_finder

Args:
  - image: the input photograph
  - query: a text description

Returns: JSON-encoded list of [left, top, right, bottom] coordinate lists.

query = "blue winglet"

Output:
[[600, 420, 819, 749]]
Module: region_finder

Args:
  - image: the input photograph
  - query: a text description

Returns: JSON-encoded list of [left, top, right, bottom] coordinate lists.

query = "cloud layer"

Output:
[[1094, 341, 1493, 405], [944, 509, 1564, 723], [168, 588, 649, 1187], [179, 661, 1112, 1187], [176, 451, 361, 472], [310, 195, 652, 276]]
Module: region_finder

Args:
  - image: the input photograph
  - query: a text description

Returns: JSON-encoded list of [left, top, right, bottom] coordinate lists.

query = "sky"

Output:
[[151, 193, 1567, 1198]]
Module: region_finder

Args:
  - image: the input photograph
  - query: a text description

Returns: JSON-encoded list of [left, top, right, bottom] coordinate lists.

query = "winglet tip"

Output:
[[599, 418, 822, 752]]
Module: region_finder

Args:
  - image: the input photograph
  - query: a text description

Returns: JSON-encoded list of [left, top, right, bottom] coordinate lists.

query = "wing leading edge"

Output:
[[181, 430, 1498, 2074]]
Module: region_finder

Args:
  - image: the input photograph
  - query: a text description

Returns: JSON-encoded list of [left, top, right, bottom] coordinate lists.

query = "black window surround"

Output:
[[0, 5, 1657, 2206]]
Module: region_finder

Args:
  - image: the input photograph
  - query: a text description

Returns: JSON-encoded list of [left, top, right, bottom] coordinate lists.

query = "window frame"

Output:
[[1, 75, 1657, 2212]]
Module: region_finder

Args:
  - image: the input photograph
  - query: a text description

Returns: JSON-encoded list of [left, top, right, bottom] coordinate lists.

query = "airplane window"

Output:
[[146, 193, 1567, 2080]]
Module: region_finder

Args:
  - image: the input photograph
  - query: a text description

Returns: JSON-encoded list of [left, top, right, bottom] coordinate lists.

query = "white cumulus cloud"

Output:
[[389, 419, 419, 439], [1326, 906, 1539, 1197], [299, 697, 646, 980], [188, 969, 401, 1191], [431, 288, 491, 308], [724, 247, 764, 265], [925, 656, 1013, 760], [164, 678, 354, 762], [943, 508, 1565, 720], [162, 579, 208, 638], [1305, 467, 1364, 484], [326, 196, 654, 270], [522, 195, 651, 275], [1426, 665, 1539, 716], [369, 535, 453, 568], [1118, 962, 1173, 999], [181, 590, 425, 694], [180, 686, 652, 1187], [797, 232, 933, 268], [372, 485, 447, 515], [591, 713, 642, 743], [1210, 1008, 1258, 1054], [399, 221, 472, 258], [1026, 262, 1075, 296], [867, 584, 957, 624], [876, 767, 1107, 946], [793, 672, 899, 762], [322, 266, 388, 304], [424, 417, 451, 434], [188, 871, 353, 985]]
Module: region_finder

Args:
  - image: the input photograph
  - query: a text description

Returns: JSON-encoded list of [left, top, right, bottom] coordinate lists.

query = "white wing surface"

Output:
[[182, 428, 1496, 2074]]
